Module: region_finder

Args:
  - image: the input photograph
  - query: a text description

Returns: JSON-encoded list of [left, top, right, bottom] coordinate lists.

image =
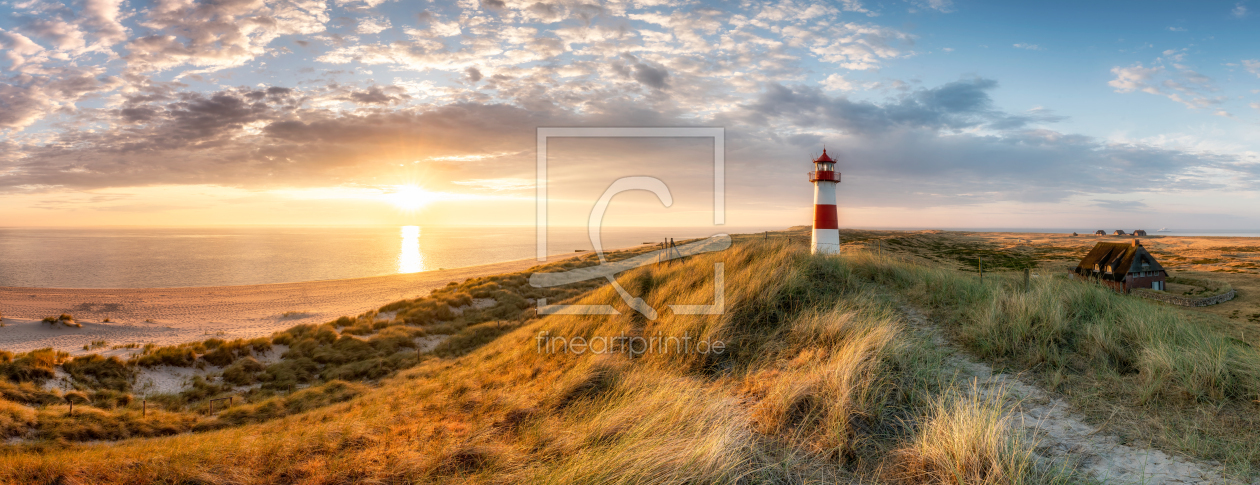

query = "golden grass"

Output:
[[890, 382, 1059, 485], [0, 239, 1086, 484]]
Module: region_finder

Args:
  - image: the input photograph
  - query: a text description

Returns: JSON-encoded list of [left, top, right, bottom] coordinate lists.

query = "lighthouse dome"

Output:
[[813, 149, 835, 163]]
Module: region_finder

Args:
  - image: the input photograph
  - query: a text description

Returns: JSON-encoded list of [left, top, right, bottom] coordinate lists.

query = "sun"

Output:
[[382, 185, 439, 210]]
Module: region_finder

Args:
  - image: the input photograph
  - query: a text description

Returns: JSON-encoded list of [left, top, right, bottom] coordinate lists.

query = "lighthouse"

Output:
[[809, 148, 841, 254]]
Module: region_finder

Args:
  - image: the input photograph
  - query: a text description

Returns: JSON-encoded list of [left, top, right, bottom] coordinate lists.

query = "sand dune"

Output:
[[0, 255, 568, 354]]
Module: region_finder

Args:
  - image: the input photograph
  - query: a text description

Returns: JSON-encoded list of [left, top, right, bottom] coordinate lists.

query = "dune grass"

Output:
[[835, 250, 1260, 477], [0, 239, 1082, 484], [891, 382, 1067, 485], [3, 235, 1255, 480]]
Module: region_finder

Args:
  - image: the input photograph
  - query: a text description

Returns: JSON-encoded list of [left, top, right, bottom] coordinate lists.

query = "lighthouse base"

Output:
[[811, 228, 840, 255]]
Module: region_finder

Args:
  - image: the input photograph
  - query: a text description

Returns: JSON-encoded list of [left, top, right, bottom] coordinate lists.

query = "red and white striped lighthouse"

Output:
[[809, 148, 841, 254]]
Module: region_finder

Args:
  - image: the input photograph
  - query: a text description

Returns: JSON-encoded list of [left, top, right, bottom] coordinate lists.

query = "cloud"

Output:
[[124, 0, 329, 74], [1243, 59, 1260, 77], [1092, 199, 1149, 211], [1232, 2, 1248, 17], [804, 23, 915, 70], [1168, 26, 1187, 32], [612, 53, 670, 90], [739, 78, 1059, 134], [905, 0, 953, 13], [357, 17, 392, 34], [0, 63, 118, 129], [0, 29, 48, 71], [338, 86, 410, 105], [1109, 64, 1162, 93], [0, 94, 569, 191], [0, 0, 1253, 221], [452, 178, 534, 191], [712, 80, 1249, 207], [1109, 59, 1225, 110], [1013, 43, 1043, 51], [820, 74, 854, 91]]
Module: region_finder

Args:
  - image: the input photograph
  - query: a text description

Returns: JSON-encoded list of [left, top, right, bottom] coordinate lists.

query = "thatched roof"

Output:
[[1074, 240, 1165, 281]]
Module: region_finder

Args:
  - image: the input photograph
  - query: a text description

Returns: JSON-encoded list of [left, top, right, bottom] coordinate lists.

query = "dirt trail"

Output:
[[899, 306, 1253, 485]]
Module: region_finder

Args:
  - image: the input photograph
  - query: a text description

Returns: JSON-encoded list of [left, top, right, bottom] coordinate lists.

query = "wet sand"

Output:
[[0, 255, 570, 354]]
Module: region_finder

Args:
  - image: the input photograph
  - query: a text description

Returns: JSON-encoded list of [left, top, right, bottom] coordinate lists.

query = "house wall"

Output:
[[1126, 272, 1167, 292], [1069, 271, 1169, 294], [1101, 279, 1126, 293]]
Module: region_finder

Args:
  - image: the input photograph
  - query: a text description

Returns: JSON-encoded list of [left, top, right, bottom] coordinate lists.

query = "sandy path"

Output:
[[0, 255, 571, 354], [899, 305, 1252, 484]]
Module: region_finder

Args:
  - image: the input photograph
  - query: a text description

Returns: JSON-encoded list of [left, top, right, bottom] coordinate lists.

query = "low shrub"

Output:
[[217, 380, 366, 425], [0, 379, 64, 406], [0, 348, 68, 383], [0, 400, 37, 438], [135, 346, 197, 367], [431, 322, 515, 358], [89, 389, 134, 410], [223, 357, 266, 386], [63, 354, 133, 392], [36, 405, 200, 441]]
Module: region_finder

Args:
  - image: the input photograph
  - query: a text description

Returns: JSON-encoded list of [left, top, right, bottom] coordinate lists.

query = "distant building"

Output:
[[1113, 230, 1126, 235], [1133, 229, 1147, 236], [1094, 230, 1106, 235], [1073, 239, 1167, 293], [1071, 232, 1079, 236]]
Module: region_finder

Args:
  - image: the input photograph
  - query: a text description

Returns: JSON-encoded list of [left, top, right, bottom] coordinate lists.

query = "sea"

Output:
[[0, 226, 751, 288]]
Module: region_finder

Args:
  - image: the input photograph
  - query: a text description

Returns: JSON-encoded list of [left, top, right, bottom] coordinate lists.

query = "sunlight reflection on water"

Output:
[[398, 225, 424, 273]]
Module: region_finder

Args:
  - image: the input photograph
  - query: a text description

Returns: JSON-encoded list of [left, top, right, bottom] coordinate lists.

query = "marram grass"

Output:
[[0, 239, 1202, 484]]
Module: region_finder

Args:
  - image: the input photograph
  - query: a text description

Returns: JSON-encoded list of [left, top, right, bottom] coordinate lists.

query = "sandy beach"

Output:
[[0, 255, 570, 354]]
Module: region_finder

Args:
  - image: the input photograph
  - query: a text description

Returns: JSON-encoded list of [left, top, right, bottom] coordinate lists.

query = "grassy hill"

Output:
[[2, 233, 1258, 483]]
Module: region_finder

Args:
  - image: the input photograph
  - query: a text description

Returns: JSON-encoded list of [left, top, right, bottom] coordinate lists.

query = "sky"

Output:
[[0, 0, 1258, 230]]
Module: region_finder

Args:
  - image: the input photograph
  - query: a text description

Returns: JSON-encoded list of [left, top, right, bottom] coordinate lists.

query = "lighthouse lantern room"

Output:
[[809, 149, 841, 254]]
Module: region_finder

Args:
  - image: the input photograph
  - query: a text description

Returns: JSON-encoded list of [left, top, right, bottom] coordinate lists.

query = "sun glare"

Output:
[[383, 185, 439, 210], [398, 225, 424, 273]]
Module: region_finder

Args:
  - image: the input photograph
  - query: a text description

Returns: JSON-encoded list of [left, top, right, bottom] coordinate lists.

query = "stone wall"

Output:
[[1132, 288, 1236, 307]]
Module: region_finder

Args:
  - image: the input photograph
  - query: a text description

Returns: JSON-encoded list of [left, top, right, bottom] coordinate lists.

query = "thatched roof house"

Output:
[[1073, 239, 1167, 293], [1133, 229, 1147, 236], [1113, 230, 1127, 235], [1094, 230, 1106, 235]]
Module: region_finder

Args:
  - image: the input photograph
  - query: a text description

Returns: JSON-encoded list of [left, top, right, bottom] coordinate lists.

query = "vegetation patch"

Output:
[[0, 238, 1089, 484]]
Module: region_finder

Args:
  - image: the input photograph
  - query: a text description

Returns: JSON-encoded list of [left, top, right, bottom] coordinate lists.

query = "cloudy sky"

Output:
[[1, 0, 1258, 229]]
